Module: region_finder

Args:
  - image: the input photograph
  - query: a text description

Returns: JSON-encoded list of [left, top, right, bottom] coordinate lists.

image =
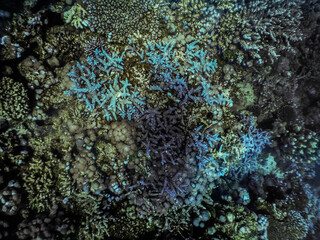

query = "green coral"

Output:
[[255, 197, 288, 221], [0, 123, 31, 167], [0, 77, 29, 121], [95, 141, 119, 175], [23, 154, 58, 212], [45, 25, 85, 62], [81, 0, 162, 42], [64, 2, 89, 29], [267, 210, 309, 240], [222, 48, 242, 63], [234, 82, 257, 111], [282, 125, 320, 164], [210, 203, 259, 240], [108, 202, 154, 239], [70, 193, 110, 240]]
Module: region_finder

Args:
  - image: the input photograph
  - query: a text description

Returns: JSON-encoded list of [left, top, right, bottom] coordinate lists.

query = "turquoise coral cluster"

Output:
[[65, 47, 145, 120]]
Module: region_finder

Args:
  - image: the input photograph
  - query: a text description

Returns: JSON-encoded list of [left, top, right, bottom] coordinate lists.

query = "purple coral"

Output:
[[139, 106, 185, 165]]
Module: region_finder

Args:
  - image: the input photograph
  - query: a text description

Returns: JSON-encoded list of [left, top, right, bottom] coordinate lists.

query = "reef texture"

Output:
[[0, 0, 320, 239]]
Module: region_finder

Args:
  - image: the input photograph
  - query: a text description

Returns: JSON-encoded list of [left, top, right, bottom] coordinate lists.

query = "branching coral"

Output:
[[64, 2, 89, 29], [0, 77, 29, 121], [1, 0, 319, 240], [173, 0, 305, 65], [81, 0, 162, 42], [66, 47, 146, 121], [23, 155, 58, 212], [268, 210, 309, 240]]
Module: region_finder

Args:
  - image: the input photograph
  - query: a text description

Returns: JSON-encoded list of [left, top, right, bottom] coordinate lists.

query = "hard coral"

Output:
[[0, 77, 29, 122], [66, 47, 145, 121], [268, 210, 309, 240], [82, 0, 161, 42]]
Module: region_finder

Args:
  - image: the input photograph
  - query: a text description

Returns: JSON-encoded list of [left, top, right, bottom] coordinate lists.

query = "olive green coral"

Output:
[[267, 210, 309, 240], [210, 203, 259, 240], [22, 154, 58, 212], [0, 77, 29, 121], [64, 2, 89, 29], [81, 0, 162, 42], [108, 201, 155, 239]]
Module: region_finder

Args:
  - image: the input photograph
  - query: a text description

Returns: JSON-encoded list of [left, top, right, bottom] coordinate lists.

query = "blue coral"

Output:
[[187, 125, 227, 168], [101, 74, 145, 121], [134, 40, 234, 168], [141, 40, 231, 108], [65, 62, 107, 111], [66, 47, 145, 121], [234, 116, 271, 177], [200, 77, 233, 107], [140, 106, 185, 165]]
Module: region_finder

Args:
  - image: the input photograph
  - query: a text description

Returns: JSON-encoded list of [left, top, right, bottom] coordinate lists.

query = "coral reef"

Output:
[[0, 0, 319, 239]]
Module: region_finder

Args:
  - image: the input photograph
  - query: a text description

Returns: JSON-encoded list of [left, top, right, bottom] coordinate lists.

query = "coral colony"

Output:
[[0, 0, 320, 239]]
